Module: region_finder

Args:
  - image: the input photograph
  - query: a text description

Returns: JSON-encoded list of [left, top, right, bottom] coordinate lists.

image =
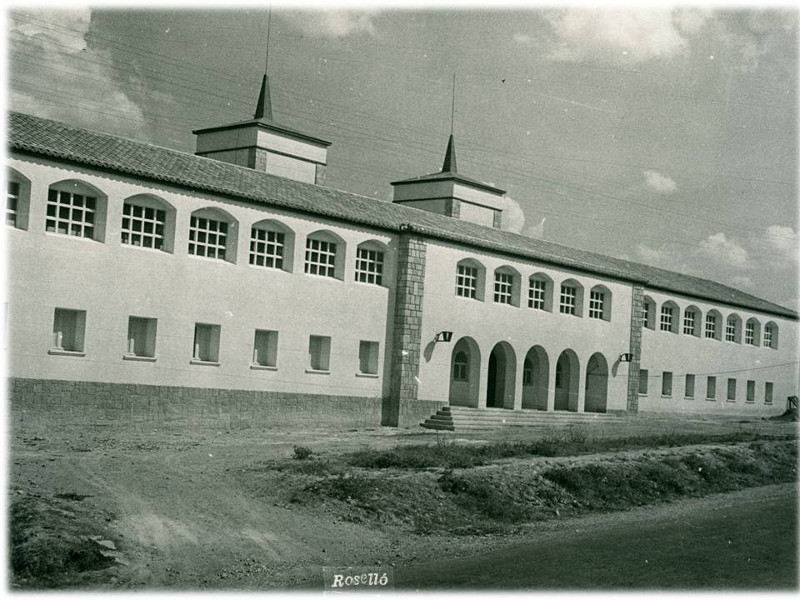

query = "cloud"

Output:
[[524, 217, 546, 239], [712, 11, 798, 72], [544, 9, 710, 64], [698, 232, 750, 268], [760, 225, 799, 263], [730, 275, 754, 289], [499, 196, 526, 234], [9, 9, 149, 137], [643, 170, 677, 194], [281, 9, 378, 38]]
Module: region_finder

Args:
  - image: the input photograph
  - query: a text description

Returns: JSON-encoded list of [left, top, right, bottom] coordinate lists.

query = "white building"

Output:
[[6, 77, 798, 430]]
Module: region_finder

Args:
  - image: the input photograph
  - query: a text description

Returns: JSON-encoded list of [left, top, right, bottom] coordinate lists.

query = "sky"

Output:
[[7, 3, 799, 307]]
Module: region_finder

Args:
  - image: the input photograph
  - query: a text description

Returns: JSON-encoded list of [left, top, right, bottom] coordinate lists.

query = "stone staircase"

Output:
[[420, 405, 621, 431]]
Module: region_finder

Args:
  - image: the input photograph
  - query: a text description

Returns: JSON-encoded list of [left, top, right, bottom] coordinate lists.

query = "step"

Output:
[[420, 405, 620, 431]]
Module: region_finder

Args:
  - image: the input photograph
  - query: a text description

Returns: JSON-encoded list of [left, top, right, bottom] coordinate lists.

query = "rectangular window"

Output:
[[192, 323, 220, 363], [683, 310, 696, 336], [727, 378, 736, 401], [252, 329, 278, 368], [559, 285, 577, 315], [638, 369, 649, 395], [189, 216, 227, 260], [706, 376, 716, 400], [705, 314, 717, 339], [642, 302, 650, 327], [126, 316, 157, 358], [660, 306, 673, 331], [121, 203, 166, 250], [588, 290, 605, 319], [46, 189, 96, 239], [358, 340, 379, 375], [725, 319, 737, 342], [746, 380, 755, 403], [763, 326, 774, 348], [765, 382, 773, 404], [662, 372, 673, 397], [456, 265, 478, 299], [305, 238, 337, 278], [7, 180, 19, 227], [685, 374, 695, 399], [745, 322, 755, 345], [309, 335, 331, 372], [249, 228, 284, 269], [494, 272, 513, 304], [528, 279, 546, 310], [355, 248, 384, 285], [51, 308, 86, 353]]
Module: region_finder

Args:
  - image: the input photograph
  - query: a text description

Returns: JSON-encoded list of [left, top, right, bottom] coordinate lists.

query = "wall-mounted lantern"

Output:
[[619, 353, 633, 362], [434, 331, 453, 343]]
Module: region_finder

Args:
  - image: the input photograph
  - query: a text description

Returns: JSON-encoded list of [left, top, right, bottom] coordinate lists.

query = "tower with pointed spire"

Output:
[[193, 73, 330, 185], [390, 134, 506, 228]]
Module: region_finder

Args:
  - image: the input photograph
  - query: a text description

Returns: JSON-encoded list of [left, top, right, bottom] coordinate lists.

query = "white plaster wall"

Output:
[[195, 127, 258, 154], [638, 289, 798, 416], [7, 155, 393, 398], [458, 201, 495, 228], [257, 130, 328, 164], [417, 240, 634, 412], [264, 152, 317, 184], [392, 180, 454, 203], [453, 182, 503, 209]]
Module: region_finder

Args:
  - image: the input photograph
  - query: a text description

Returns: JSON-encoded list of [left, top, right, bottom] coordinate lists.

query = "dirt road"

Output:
[[396, 483, 797, 590]]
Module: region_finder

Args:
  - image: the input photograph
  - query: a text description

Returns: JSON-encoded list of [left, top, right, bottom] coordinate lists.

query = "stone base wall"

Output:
[[9, 378, 384, 433]]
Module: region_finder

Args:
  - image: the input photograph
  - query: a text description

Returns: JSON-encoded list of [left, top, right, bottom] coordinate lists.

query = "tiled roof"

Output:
[[8, 111, 796, 320]]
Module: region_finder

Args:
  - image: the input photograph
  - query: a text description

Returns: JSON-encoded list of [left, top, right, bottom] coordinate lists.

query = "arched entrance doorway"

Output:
[[554, 350, 579, 412], [486, 342, 516, 409], [522, 346, 549, 410], [584, 352, 609, 413], [449, 337, 480, 407]]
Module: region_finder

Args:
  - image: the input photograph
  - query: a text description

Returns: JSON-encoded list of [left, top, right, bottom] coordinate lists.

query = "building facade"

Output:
[[6, 89, 798, 430]]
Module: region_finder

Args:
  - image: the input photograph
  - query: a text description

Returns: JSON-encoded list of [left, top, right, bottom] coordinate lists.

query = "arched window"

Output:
[[355, 240, 388, 286], [642, 296, 656, 330], [452, 350, 469, 381], [705, 309, 722, 341], [455, 258, 486, 301], [528, 273, 553, 312], [745, 318, 760, 346], [188, 207, 238, 263], [660, 301, 679, 333], [46, 179, 108, 242], [725, 314, 742, 343], [559, 279, 584, 317], [7, 168, 30, 230], [588, 285, 612, 321], [304, 229, 346, 280], [493, 266, 521, 307], [683, 305, 701, 337], [121, 194, 176, 253], [250, 218, 294, 272], [763, 322, 779, 349]]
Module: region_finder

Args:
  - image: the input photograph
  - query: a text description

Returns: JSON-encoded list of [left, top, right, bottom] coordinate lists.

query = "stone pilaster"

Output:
[[385, 228, 426, 426], [626, 285, 644, 413], [450, 199, 461, 219], [252, 147, 268, 172]]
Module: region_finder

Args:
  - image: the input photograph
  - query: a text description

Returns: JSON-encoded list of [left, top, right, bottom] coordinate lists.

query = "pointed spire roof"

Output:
[[254, 74, 273, 120], [390, 134, 505, 194], [441, 134, 457, 173]]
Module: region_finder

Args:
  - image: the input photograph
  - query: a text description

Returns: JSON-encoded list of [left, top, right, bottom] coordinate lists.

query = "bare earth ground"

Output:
[[8, 412, 798, 590]]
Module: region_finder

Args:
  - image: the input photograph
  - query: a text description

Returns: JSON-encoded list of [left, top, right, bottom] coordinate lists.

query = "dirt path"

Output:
[[395, 483, 797, 590], [9, 418, 797, 590]]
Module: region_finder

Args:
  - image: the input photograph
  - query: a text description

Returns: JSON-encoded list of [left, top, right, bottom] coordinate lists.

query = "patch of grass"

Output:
[[345, 430, 790, 470], [10, 494, 117, 588], [292, 446, 313, 460]]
